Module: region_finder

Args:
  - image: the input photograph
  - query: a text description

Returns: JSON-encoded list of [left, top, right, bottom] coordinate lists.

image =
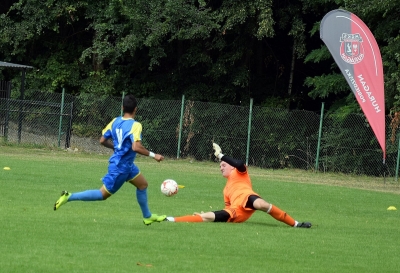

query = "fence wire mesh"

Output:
[[0, 91, 395, 177], [0, 97, 73, 147]]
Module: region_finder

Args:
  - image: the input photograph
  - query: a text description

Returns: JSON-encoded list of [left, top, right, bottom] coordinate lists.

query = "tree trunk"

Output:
[[288, 42, 296, 97], [287, 40, 296, 109]]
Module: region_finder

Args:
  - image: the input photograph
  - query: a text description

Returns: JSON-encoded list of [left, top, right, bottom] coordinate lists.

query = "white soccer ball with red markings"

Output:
[[161, 179, 178, 197]]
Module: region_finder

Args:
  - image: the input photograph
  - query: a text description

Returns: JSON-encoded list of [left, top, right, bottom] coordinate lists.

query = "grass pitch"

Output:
[[1, 145, 400, 272]]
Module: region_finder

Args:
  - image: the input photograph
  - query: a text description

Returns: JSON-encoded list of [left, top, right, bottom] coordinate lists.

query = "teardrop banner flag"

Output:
[[320, 9, 386, 160]]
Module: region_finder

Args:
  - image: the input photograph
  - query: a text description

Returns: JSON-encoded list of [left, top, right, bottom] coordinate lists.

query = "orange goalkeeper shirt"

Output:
[[223, 168, 259, 222]]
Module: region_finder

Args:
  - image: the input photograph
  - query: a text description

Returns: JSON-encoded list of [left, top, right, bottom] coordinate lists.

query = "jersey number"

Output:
[[116, 129, 123, 149]]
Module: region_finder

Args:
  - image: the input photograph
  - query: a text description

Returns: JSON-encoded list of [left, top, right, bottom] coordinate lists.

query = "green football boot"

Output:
[[54, 191, 71, 211], [143, 214, 167, 225]]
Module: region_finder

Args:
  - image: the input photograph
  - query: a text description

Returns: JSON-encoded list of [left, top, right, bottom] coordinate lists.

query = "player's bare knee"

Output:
[[100, 186, 112, 200], [128, 177, 149, 189], [201, 212, 216, 222], [254, 198, 271, 212]]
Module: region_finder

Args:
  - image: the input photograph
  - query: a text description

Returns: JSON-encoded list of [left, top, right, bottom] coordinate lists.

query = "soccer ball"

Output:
[[161, 179, 178, 197]]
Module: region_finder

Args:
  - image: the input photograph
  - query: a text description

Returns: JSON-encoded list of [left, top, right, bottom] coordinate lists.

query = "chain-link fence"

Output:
[[0, 92, 73, 147], [0, 90, 396, 177]]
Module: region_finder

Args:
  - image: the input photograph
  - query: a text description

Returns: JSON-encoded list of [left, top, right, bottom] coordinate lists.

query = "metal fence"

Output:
[[0, 90, 397, 177]]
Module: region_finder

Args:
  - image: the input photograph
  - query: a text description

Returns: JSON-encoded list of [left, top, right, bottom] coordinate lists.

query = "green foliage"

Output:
[[2, 0, 399, 114], [249, 107, 320, 169], [305, 73, 349, 99], [71, 93, 121, 138], [72, 123, 101, 138], [304, 45, 331, 63], [0, 0, 311, 108], [321, 113, 385, 175], [135, 98, 181, 156]]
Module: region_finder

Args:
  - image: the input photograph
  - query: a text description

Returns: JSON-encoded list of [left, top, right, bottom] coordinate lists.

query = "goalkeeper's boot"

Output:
[[143, 214, 167, 225], [296, 222, 312, 228], [54, 191, 71, 211]]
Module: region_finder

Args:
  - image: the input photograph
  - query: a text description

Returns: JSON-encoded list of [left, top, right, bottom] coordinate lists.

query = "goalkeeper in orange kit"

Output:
[[165, 143, 312, 228]]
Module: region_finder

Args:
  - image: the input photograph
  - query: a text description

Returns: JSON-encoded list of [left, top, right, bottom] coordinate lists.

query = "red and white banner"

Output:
[[320, 9, 386, 159]]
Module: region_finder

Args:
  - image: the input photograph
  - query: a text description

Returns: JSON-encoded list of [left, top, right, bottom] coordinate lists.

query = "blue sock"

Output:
[[136, 188, 151, 218], [68, 190, 104, 201]]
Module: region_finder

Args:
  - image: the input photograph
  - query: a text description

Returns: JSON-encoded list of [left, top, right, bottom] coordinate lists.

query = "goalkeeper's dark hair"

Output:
[[123, 94, 138, 113]]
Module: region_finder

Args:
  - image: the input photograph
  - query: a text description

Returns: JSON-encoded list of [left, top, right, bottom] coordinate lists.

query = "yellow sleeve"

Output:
[[102, 118, 116, 136], [130, 122, 142, 142]]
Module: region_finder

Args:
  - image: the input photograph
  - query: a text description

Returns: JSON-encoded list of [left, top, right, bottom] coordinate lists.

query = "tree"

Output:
[[5, 0, 397, 114], [0, 0, 92, 93], [1, 0, 281, 104]]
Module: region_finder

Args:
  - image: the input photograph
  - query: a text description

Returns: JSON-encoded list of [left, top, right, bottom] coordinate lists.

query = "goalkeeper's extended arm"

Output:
[[213, 142, 246, 172], [220, 155, 247, 173]]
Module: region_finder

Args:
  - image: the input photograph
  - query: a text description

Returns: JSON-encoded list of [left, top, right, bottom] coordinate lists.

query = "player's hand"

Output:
[[213, 143, 222, 157], [154, 154, 164, 162]]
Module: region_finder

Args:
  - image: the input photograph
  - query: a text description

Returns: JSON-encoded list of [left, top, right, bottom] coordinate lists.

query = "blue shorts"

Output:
[[102, 163, 140, 194]]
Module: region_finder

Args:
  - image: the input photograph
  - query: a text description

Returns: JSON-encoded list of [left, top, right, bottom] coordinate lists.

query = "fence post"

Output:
[[65, 100, 74, 149], [395, 134, 400, 182], [177, 95, 185, 159], [120, 92, 125, 116], [246, 98, 253, 166], [17, 69, 28, 144], [4, 82, 11, 141], [58, 88, 65, 147], [315, 102, 325, 172]]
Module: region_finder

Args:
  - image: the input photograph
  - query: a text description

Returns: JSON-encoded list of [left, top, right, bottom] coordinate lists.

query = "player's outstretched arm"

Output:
[[132, 140, 164, 162], [213, 142, 246, 172]]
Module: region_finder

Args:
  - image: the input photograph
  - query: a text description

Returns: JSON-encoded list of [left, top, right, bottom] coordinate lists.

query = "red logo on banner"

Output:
[[340, 33, 364, 64]]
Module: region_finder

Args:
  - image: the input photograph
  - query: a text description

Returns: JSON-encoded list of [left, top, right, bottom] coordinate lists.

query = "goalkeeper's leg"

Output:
[[165, 211, 229, 222], [251, 196, 311, 228]]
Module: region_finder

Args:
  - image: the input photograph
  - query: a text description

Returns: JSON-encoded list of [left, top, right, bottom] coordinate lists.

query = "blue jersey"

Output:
[[102, 117, 143, 168]]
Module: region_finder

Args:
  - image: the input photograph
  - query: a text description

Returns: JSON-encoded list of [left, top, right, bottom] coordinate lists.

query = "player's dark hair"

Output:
[[123, 94, 138, 113]]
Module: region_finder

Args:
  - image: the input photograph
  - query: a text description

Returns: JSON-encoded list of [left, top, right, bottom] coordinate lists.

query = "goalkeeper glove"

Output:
[[212, 143, 224, 160]]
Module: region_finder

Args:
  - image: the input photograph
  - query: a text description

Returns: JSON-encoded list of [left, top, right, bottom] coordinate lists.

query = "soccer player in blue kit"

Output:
[[54, 94, 166, 225]]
